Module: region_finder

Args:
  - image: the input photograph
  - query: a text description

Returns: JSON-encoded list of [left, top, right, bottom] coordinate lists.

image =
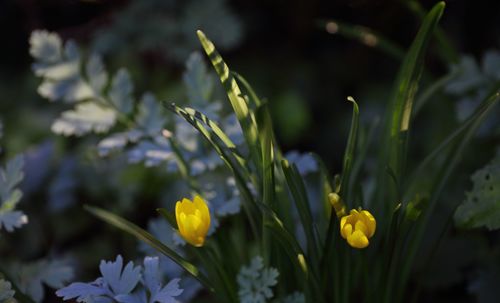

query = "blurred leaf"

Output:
[[455, 153, 500, 230], [51, 102, 117, 136], [322, 19, 405, 59], [86, 54, 108, 92], [272, 92, 311, 145], [37, 78, 94, 103], [482, 50, 500, 80], [183, 52, 214, 105], [29, 30, 63, 63], [108, 68, 134, 114], [127, 138, 176, 167], [9, 259, 73, 303], [0, 155, 27, 232], [135, 93, 167, 135], [0, 279, 15, 302], [445, 56, 486, 94]]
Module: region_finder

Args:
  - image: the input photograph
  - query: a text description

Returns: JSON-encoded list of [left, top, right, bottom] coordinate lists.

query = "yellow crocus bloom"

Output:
[[340, 208, 376, 249], [175, 195, 211, 247]]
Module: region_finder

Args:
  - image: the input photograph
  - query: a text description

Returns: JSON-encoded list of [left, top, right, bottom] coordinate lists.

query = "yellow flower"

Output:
[[175, 195, 211, 247], [340, 208, 376, 249]]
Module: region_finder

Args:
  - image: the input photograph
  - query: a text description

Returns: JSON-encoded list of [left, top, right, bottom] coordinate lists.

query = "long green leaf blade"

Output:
[[339, 96, 360, 203], [197, 30, 262, 174], [84, 205, 214, 291], [398, 90, 500, 300], [386, 2, 445, 181]]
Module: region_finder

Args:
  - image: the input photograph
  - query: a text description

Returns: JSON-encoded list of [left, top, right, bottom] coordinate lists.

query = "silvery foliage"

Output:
[[30, 30, 243, 176], [0, 154, 28, 232], [138, 218, 202, 301], [7, 259, 74, 302], [284, 151, 318, 175], [57, 255, 183, 303], [91, 0, 243, 63], [29, 30, 174, 168], [30, 30, 245, 233], [237, 256, 279, 303], [445, 51, 500, 129], [0, 279, 15, 302]]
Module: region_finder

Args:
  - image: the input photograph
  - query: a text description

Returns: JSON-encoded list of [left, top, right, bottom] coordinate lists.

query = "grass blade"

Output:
[[281, 159, 320, 265], [168, 103, 261, 237], [385, 1, 445, 183], [340, 96, 360, 203], [197, 30, 262, 175], [405, 0, 459, 64], [398, 90, 500, 300]]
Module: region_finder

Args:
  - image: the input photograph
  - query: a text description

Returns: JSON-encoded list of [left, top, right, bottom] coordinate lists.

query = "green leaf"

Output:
[[405, 87, 500, 197], [405, 0, 459, 64], [168, 103, 261, 236], [398, 89, 499, 301], [385, 2, 445, 181], [339, 96, 360, 203], [281, 160, 319, 262], [84, 205, 214, 291], [256, 105, 275, 207], [233, 72, 262, 108], [454, 153, 500, 230], [196, 30, 262, 175]]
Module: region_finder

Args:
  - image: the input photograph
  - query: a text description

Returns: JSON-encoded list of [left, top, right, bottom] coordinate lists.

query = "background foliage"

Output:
[[0, 0, 499, 302]]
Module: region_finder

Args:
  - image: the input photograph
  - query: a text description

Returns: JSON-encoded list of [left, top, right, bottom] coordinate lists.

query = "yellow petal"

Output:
[[354, 220, 368, 236], [347, 230, 369, 249], [193, 195, 211, 228], [341, 223, 352, 239]]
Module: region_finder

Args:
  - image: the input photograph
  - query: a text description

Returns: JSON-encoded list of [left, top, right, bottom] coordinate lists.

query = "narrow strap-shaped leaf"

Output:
[[197, 30, 262, 175], [386, 2, 445, 181], [281, 159, 320, 265], [397, 90, 499, 300], [339, 96, 360, 203], [260, 202, 325, 303], [405, 0, 459, 64], [233, 72, 262, 108], [255, 104, 275, 265], [256, 105, 275, 207], [169, 104, 248, 176], [404, 85, 500, 199], [84, 205, 214, 291], [168, 103, 261, 236]]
